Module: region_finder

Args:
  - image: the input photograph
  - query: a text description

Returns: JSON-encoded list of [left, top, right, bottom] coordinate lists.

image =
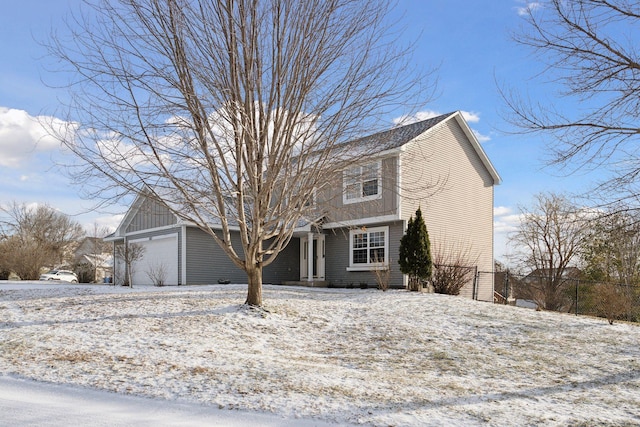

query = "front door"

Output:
[[300, 234, 325, 280]]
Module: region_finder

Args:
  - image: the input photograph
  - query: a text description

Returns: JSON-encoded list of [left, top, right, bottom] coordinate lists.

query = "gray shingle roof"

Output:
[[347, 112, 455, 153]]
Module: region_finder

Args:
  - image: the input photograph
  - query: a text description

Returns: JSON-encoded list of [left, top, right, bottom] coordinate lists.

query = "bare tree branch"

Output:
[[503, 0, 640, 205], [509, 193, 590, 310], [45, 0, 435, 305]]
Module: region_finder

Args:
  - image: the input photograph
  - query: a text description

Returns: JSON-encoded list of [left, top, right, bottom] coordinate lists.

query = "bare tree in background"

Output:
[[47, 0, 433, 306], [582, 209, 640, 286], [0, 202, 85, 280], [510, 193, 589, 311], [504, 0, 640, 207]]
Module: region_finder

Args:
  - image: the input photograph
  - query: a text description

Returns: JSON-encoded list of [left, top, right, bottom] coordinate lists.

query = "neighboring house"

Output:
[[516, 267, 583, 309], [72, 237, 114, 282], [106, 111, 501, 301], [523, 267, 583, 281]]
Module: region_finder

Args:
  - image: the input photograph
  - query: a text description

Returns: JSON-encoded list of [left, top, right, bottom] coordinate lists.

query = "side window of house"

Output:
[[343, 161, 381, 204], [349, 226, 388, 269]]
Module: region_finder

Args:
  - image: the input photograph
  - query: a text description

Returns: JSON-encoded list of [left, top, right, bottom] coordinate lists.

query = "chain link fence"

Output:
[[485, 271, 640, 323]]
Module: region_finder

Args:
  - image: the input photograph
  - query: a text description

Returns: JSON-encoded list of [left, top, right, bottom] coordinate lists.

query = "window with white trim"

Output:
[[348, 226, 388, 270], [343, 161, 381, 204]]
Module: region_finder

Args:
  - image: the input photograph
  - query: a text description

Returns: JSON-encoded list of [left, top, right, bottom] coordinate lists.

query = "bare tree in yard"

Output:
[[510, 193, 589, 311], [47, 0, 432, 306], [504, 0, 640, 207], [114, 242, 145, 287], [0, 202, 84, 280]]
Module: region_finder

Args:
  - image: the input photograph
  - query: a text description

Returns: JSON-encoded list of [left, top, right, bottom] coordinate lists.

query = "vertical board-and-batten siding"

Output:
[[126, 197, 177, 233], [400, 118, 495, 301], [185, 227, 300, 285], [324, 221, 405, 287]]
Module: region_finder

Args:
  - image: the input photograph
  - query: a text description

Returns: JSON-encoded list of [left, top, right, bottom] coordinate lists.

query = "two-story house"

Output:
[[106, 111, 501, 300]]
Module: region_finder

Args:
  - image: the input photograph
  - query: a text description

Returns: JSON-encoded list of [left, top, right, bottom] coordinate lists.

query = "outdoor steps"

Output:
[[280, 280, 329, 288]]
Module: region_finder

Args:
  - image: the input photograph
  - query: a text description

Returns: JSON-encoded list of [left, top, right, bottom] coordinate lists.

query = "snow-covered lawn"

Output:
[[1, 282, 639, 426]]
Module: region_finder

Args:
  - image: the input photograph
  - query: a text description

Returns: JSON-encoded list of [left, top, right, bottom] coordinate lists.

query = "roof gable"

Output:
[[348, 111, 501, 185], [112, 188, 179, 237], [109, 110, 501, 237]]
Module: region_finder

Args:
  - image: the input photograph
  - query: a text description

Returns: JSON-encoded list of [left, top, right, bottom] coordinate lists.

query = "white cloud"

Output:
[[460, 111, 480, 123], [393, 110, 442, 126], [472, 129, 491, 143], [515, 2, 542, 16], [86, 214, 124, 234], [494, 206, 513, 216], [394, 109, 490, 142], [494, 215, 523, 234], [494, 206, 523, 234], [0, 107, 77, 168], [95, 135, 174, 173], [494, 206, 525, 262], [395, 110, 482, 126]]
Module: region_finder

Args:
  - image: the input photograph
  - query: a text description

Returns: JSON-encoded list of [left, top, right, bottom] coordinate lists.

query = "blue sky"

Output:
[[0, 1, 598, 262]]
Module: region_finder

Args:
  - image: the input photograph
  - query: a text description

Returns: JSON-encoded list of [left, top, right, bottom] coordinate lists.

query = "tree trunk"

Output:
[[245, 265, 263, 307], [408, 275, 420, 292]]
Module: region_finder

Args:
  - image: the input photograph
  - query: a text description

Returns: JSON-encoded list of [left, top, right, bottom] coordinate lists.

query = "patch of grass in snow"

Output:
[[52, 351, 95, 363], [430, 350, 453, 361], [0, 338, 30, 357]]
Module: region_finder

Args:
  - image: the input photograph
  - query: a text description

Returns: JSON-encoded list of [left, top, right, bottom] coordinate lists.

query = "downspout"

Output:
[[401, 219, 408, 289]]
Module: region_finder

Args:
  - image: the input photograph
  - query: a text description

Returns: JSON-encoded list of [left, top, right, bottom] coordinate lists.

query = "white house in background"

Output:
[[106, 111, 501, 301], [72, 237, 113, 283]]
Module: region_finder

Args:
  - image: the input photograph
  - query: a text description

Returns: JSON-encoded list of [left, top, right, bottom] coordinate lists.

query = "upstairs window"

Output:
[[343, 161, 381, 204]]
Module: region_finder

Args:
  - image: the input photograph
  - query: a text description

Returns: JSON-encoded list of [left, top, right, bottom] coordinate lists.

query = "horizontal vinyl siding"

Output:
[[325, 221, 404, 288], [185, 227, 300, 285], [400, 119, 495, 301], [127, 198, 176, 233], [263, 239, 300, 284], [185, 227, 247, 284], [320, 156, 399, 224]]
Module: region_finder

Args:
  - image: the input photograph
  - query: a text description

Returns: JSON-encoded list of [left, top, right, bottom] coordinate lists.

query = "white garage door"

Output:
[[131, 234, 179, 286]]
